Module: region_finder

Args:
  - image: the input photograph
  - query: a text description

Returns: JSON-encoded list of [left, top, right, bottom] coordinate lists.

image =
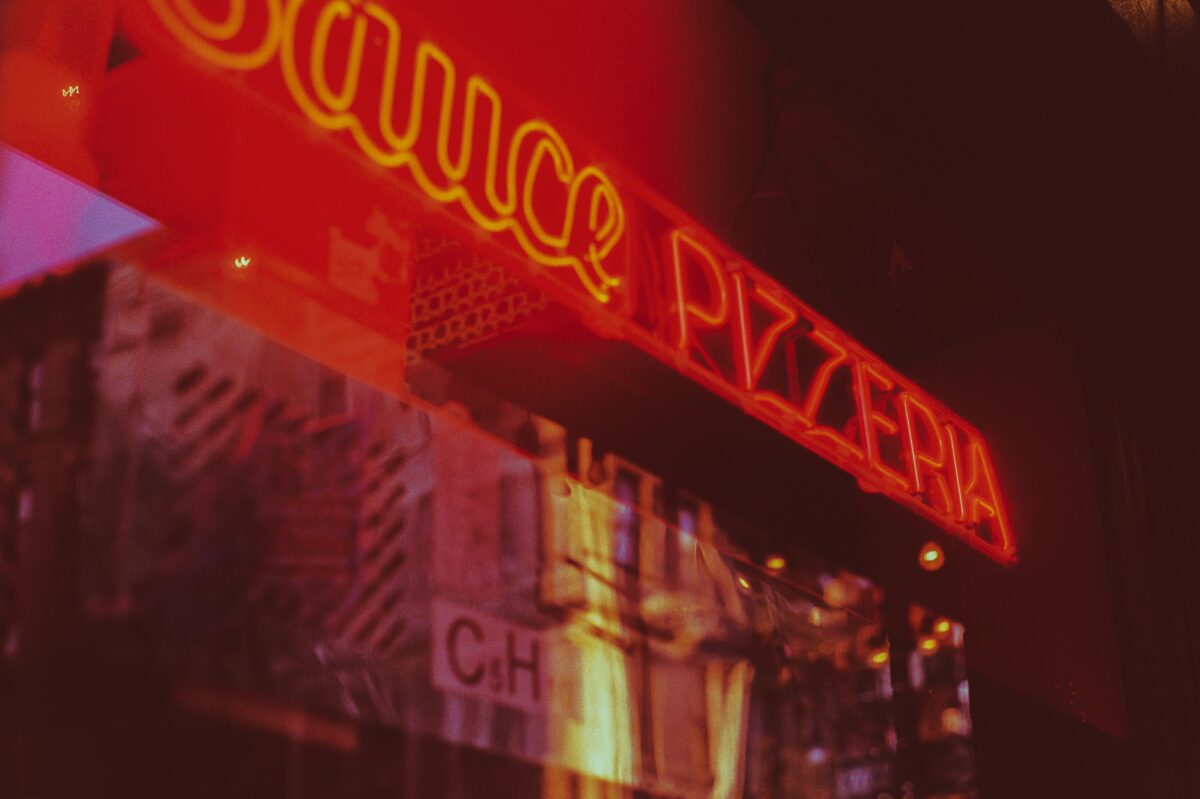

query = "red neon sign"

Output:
[[118, 0, 1016, 563]]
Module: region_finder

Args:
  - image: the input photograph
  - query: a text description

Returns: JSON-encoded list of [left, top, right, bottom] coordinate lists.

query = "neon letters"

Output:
[[128, 0, 1015, 562], [660, 230, 1014, 560], [143, 0, 625, 302]]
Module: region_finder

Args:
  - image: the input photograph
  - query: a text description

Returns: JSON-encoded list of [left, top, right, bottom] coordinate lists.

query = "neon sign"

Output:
[[141, 0, 624, 303], [121, 0, 1016, 563]]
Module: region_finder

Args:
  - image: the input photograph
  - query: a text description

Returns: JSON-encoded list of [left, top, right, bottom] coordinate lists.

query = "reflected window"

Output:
[[25, 359, 44, 432], [613, 468, 639, 574]]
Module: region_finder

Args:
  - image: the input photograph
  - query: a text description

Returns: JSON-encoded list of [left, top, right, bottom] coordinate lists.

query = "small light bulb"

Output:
[[765, 554, 786, 571], [918, 542, 945, 572], [234, 256, 251, 270]]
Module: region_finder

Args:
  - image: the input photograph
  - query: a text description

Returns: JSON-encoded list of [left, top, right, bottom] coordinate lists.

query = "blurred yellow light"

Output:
[[941, 707, 969, 735], [823, 578, 848, 607], [934, 618, 952, 635], [918, 542, 945, 571], [919, 636, 939, 654], [736, 574, 751, 591], [234, 256, 251, 270], [869, 648, 889, 667], [765, 554, 786, 571]]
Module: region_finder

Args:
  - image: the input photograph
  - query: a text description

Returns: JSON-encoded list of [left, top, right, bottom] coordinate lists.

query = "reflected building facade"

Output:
[[1, 263, 979, 798]]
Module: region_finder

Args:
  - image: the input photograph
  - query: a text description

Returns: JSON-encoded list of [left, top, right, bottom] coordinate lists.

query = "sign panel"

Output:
[[432, 598, 548, 714], [0, 144, 159, 292], [115, 0, 1015, 563]]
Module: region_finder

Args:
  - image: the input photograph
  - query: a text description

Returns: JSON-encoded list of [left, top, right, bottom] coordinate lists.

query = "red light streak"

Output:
[[855, 361, 913, 493], [961, 437, 1014, 553], [732, 270, 799, 392], [670, 229, 730, 352], [944, 422, 969, 523], [899, 392, 954, 516]]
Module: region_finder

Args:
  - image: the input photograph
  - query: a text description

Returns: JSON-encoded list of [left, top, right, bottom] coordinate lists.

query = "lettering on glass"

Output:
[[431, 599, 547, 713]]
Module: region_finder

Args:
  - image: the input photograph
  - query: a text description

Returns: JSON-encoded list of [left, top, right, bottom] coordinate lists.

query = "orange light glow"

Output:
[[962, 436, 1014, 552], [732, 271, 799, 391], [919, 636, 939, 654], [801, 330, 865, 460], [546, 486, 635, 784], [764, 554, 786, 572], [822, 577, 848, 608], [233, 255, 252, 269], [934, 618, 952, 635], [919, 541, 945, 572], [61, 85, 80, 97], [941, 707, 970, 735], [736, 574, 752, 591], [869, 648, 889, 667]]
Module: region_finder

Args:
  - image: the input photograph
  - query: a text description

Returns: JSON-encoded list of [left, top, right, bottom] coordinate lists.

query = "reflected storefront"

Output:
[[2, 265, 977, 798]]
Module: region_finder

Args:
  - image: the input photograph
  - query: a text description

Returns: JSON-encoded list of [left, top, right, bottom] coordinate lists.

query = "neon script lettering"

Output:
[[145, 0, 625, 302], [130, 0, 1015, 563]]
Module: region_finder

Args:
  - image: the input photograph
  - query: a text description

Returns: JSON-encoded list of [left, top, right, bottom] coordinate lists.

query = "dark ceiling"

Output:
[[725, 0, 1200, 367]]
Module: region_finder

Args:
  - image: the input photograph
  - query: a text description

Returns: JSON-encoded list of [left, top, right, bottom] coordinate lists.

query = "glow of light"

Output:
[[808, 607, 823, 627], [962, 437, 1015, 551], [822, 577, 848, 608], [799, 330, 864, 460], [736, 574, 752, 591], [869, 648, 889, 667], [941, 707, 970, 736], [806, 747, 828, 765], [918, 541, 945, 572], [918, 636, 939, 654], [765, 554, 786, 571], [234, 255, 252, 269], [934, 618, 952, 635], [706, 661, 753, 799], [61, 85, 80, 97]]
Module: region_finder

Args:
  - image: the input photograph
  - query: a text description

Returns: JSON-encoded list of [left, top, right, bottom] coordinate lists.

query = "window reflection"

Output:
[[0, 265, 982, 799]]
